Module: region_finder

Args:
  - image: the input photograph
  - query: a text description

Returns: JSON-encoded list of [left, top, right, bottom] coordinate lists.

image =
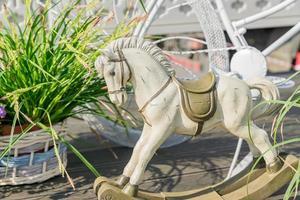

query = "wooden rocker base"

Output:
[[94, 154, 298, 200]]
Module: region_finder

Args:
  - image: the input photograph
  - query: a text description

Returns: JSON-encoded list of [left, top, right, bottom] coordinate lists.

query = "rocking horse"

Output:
[[93, 37, 298, 200]]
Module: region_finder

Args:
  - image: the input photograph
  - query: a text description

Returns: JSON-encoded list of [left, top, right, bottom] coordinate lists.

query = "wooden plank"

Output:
[[0, 92, 299, 200], [216, 167, 265, 195], [188, 191, 224, 200], [222, 155, 299, 200]]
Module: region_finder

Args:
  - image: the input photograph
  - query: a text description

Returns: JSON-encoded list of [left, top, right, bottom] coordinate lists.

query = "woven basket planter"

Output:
[[0, 124, 67, 186]]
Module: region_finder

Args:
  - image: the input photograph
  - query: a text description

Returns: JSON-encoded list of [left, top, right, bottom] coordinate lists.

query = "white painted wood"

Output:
[[95, 37, 281, 195]]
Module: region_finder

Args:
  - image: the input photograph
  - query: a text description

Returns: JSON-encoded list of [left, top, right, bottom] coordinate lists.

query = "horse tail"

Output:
[[246, 78, 280, 119]]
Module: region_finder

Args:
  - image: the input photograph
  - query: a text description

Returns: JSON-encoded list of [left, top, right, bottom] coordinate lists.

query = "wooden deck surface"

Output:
[[1, 73, 300, 200]]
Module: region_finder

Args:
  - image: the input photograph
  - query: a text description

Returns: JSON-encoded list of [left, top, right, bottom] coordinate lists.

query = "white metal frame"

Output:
[[214, 0, 299, 179]]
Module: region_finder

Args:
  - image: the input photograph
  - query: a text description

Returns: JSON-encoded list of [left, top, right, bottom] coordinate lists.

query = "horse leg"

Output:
[[221, 85, 279, 173], [244, 138, 261, 158], [243, 138, 268, 168], [227, 124, 280, 173], [122, 121, 174, 196], [117, 124, 151, 187], [246, 124, 281, 172]]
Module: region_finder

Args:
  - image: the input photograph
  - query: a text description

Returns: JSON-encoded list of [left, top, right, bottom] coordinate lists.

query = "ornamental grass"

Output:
[[0, 0, 136, 184]]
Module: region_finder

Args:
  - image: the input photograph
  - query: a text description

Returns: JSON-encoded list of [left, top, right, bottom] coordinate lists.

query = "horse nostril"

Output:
[[109, 71, 116, 76]]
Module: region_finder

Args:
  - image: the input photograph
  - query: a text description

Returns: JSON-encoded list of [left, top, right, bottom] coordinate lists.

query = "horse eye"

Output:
[[109, 71, 116, 76]]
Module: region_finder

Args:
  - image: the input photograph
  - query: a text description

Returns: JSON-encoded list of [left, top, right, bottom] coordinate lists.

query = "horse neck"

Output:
[[124, 51, 170, 108]]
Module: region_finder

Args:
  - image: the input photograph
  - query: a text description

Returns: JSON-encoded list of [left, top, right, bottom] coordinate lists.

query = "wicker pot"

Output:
[[1, 124, 41, 136], [0, 123, 67, 185]]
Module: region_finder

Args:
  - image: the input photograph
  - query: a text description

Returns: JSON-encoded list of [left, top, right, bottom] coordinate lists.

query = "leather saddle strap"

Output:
[[196, 122, 204, 136], [138, 76, 173, 113]]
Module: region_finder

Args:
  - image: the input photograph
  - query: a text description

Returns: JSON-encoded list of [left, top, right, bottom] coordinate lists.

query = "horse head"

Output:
[[95, 37, 173, 107], [95, 48, 131, 107]]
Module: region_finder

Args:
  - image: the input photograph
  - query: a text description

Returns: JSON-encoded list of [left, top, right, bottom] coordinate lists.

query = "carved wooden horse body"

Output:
[[95, 37, 281, 197]]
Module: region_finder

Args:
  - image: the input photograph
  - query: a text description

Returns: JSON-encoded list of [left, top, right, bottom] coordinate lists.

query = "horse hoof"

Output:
[[122, 183, 138, 197], [267, 157, 283, 174], [96, 182, 134, 200], [94, 176, 111, 194], [117, 175, 130, 188]]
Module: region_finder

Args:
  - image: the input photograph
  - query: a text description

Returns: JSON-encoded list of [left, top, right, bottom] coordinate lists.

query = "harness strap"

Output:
[[138, 76, 173, 113], [117, 50, 125, 88], [138, 75, 207, 136], [117, 49, 132, 82], [107, 49, 132, 94], [195, 122, 204, 136], [108, 88, 125, 94]]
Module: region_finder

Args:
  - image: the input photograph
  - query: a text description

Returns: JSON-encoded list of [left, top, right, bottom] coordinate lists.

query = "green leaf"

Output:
[[60, 137, 101, 177], [0, 0, 136, 184]]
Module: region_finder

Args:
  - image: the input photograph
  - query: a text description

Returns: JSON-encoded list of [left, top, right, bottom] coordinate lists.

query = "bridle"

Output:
[[105, 49, 174, 124], [107, 49, 132, 95]]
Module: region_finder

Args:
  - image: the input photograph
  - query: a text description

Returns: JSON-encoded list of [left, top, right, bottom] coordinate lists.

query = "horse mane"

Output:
[[104, 37, 173, 74]]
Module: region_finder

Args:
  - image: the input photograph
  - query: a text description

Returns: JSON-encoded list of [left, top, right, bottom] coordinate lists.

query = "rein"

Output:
[[138, 76, 172, 113], [107, 50, 131, 95]]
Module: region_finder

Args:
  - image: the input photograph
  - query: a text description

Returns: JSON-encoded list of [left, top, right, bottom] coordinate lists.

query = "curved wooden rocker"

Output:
[[94, 154, 298, 200]]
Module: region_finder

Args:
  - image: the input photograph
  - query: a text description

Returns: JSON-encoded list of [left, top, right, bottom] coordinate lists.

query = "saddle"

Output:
[[173, 72, 217, 136]]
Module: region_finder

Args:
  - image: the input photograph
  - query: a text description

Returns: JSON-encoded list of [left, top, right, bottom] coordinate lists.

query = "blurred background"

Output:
[[100, 0, 300, 75]]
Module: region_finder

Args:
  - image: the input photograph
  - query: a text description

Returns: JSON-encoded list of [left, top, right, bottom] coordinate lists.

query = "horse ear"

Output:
[[102, 49, 119, 60], [95, 56, 104, 78]]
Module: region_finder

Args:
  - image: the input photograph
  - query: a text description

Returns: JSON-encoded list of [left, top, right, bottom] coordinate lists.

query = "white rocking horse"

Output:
[[94, 37, 283, 197]]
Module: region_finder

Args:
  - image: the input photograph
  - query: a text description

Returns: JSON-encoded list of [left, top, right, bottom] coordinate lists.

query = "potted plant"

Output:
[[0, 0, 134, 186]]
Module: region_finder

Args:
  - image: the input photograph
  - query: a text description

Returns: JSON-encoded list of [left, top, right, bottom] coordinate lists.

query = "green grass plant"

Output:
[[0, 0, 135, 184], [247, 71, 300, 199]]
